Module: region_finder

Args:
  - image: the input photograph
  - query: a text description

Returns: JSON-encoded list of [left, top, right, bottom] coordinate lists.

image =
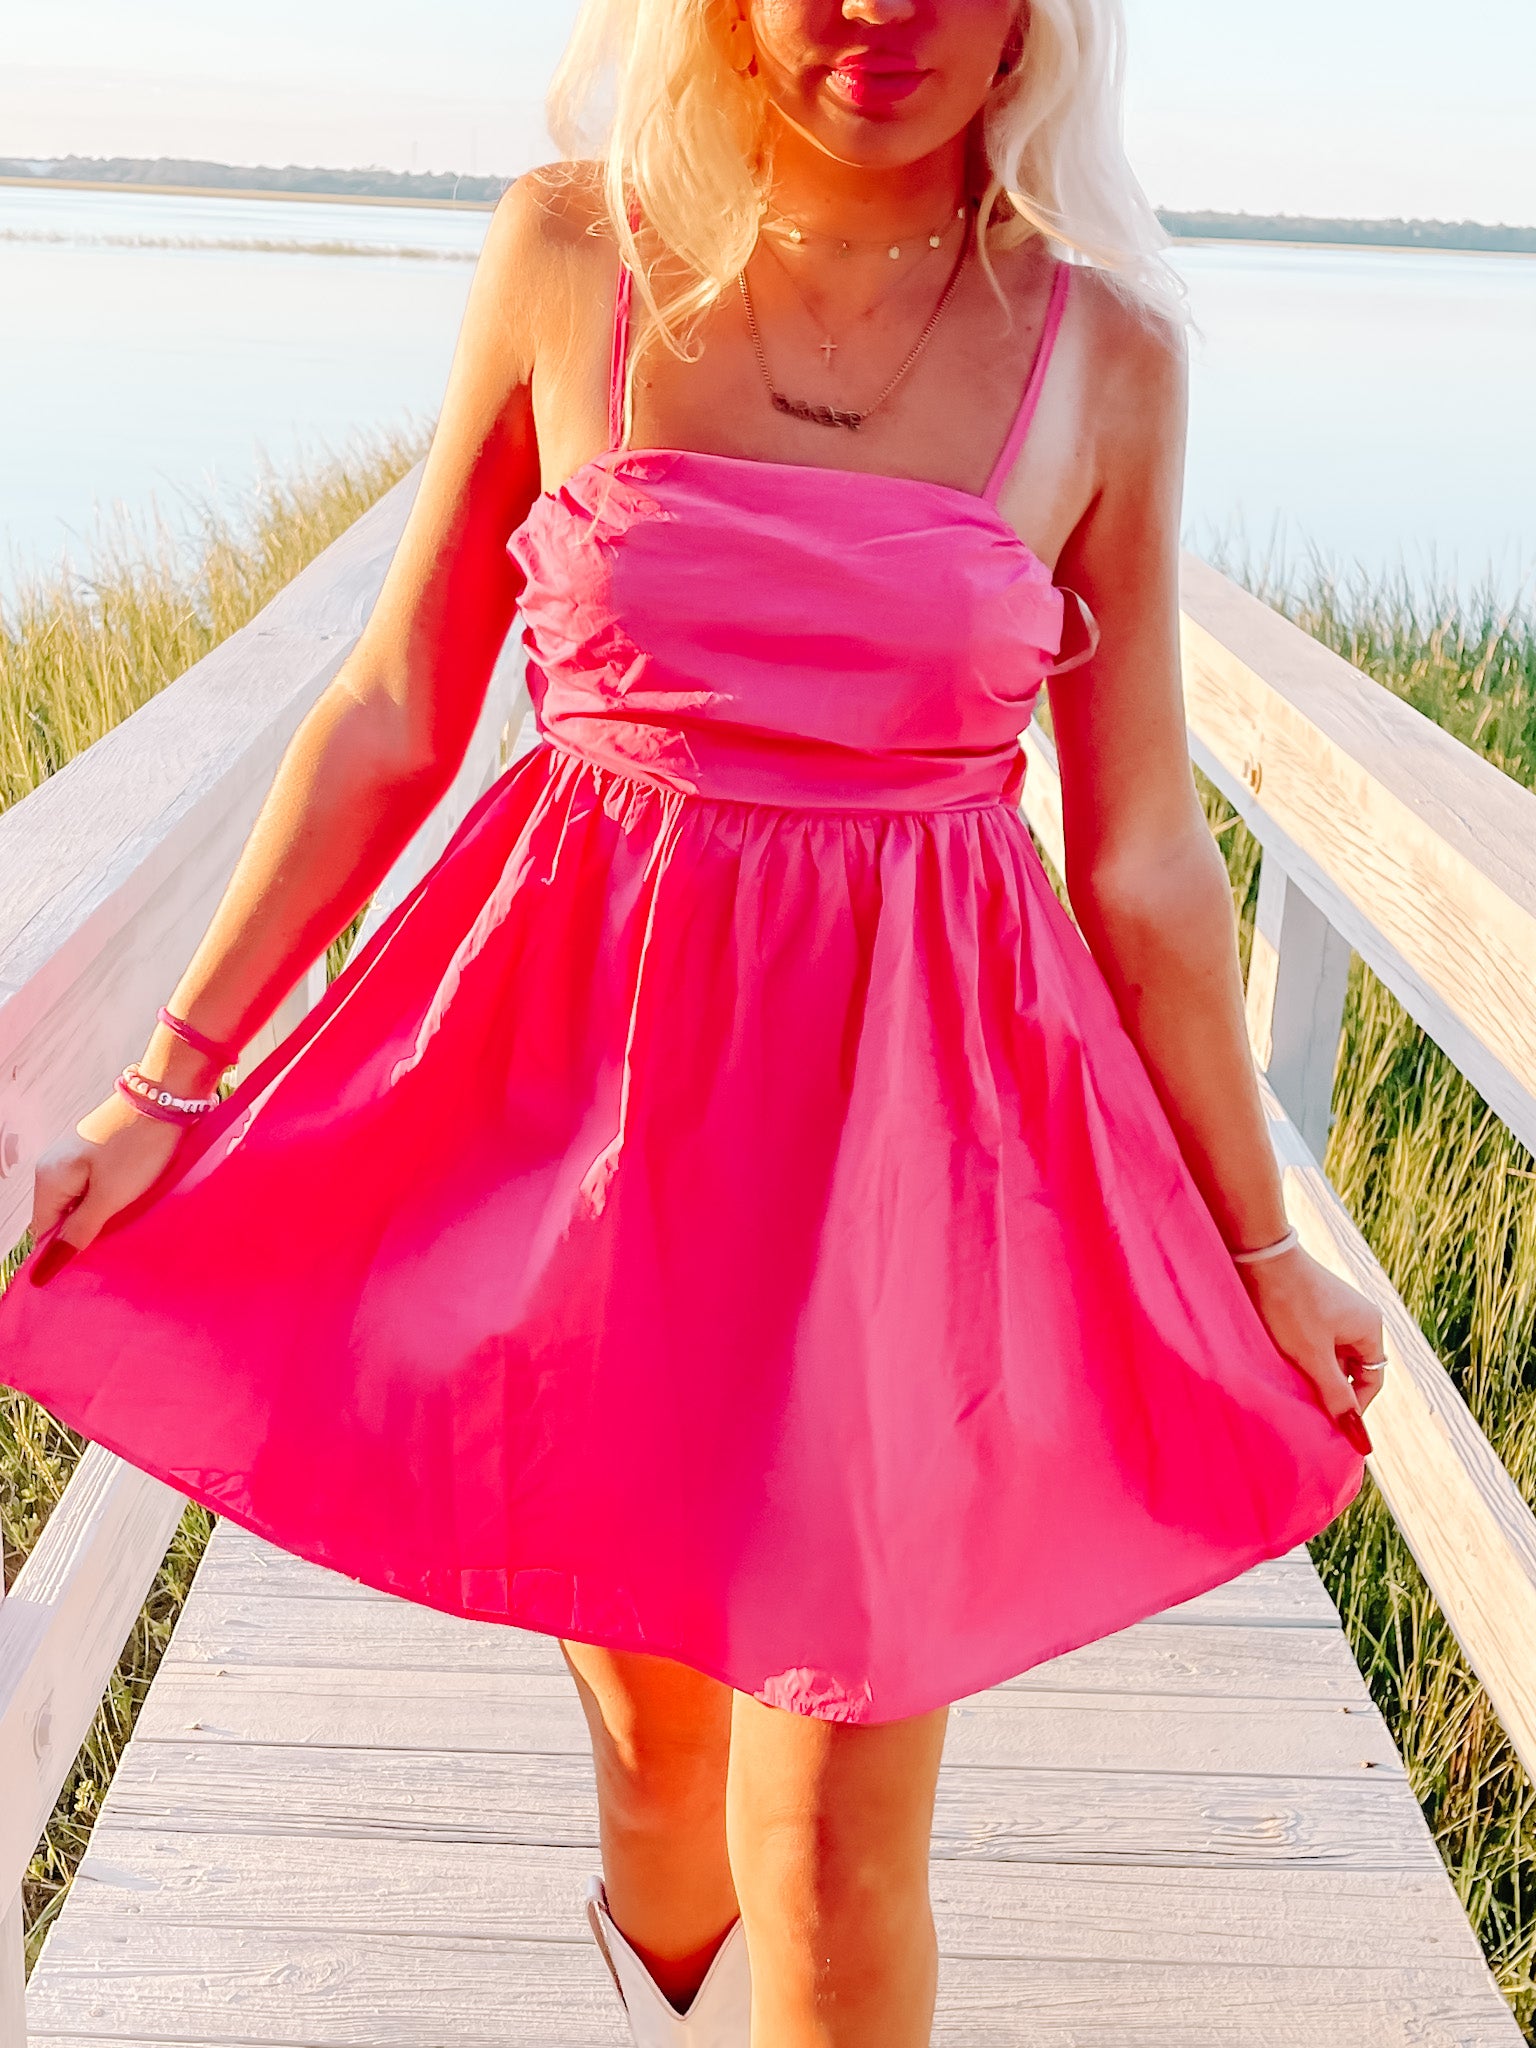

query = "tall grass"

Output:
[[1201, 561, 1536, 2031], [1, 428, 427, 816], [0, 431, 420, 1965]]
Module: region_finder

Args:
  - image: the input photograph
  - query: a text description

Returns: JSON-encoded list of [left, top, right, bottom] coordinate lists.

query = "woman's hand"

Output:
[[1239, 1246, 1386, 1450], [28, 1092, 188, 1283]]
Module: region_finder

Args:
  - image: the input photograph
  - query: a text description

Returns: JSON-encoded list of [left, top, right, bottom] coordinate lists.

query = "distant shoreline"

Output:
[[1158, 208, 1536, 258], [4, 165, 1534, 256], [0, 175, 496, 212], [1167, 232, 1535, 261]]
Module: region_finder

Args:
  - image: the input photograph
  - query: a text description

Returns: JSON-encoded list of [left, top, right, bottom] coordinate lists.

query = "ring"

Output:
[[1358, 1357, 1388, 1372]]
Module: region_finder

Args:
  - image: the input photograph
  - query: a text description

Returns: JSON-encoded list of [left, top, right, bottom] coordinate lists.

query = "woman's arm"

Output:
[[30, 178, 560, 1262], [1046, 288, 1383, 1426]]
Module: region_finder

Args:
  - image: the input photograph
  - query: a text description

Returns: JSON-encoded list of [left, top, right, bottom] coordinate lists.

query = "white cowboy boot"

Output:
[[586, 1876, 752, 2046]]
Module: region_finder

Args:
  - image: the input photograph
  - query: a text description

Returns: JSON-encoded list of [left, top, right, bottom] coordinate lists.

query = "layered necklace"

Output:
[[738, 203, 974, 432]]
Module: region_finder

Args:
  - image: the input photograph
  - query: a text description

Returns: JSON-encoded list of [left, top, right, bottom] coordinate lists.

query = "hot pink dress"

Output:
[[0, 263, 1361, 1723]]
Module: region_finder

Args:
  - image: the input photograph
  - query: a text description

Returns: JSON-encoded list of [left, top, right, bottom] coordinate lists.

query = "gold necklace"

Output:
[[738, 219, 972, 431], [759, 228, 947, 373], [764, 202, 968, 263]]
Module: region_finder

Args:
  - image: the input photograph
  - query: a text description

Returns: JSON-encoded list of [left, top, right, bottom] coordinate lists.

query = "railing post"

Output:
[[1245, 856, 1352, 1162], [0, 1883, 23, 2046], [232, 955, 329, 1085]]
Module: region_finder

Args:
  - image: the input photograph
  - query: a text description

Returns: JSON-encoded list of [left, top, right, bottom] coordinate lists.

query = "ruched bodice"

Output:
[[510, 447, 1069, 811]]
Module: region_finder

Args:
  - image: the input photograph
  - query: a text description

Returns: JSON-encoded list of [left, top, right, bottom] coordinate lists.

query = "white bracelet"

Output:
[[1231, 1225, 1300, 1267]]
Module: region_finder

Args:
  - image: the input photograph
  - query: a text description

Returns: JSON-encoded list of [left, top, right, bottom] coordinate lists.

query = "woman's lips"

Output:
[[825, 62, 930, 111]]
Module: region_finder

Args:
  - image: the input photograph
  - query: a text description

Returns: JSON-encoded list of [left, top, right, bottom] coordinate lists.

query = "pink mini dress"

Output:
[[0, 261, 1361, 1724]]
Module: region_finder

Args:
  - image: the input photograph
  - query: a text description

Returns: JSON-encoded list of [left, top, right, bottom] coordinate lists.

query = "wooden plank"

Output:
[[22, 1920, 1518, 2047], [0, 471, 422, 1252], [25, 1928, 627, 2048], [1180, 553, 1536, 1158], [196, 1522, 1338, 1628], [92, 1738, 1436, 1871], [1245, 858, 1353, 1160], [926, 1956, 1522, 2047], [0, 1447, 184, 1900], [63, 1830, 1483, 1968], [1265, 1077, 1536, 1787], [131, 1661, 1404, 1777], [161, 1587, 1371, 1702]]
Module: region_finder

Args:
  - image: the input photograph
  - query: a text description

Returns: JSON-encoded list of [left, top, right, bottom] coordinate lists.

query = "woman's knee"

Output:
[[735, 1795, 930, 1940], [726, 1700, 948, 1937], [563, 1643, 732, 1838]]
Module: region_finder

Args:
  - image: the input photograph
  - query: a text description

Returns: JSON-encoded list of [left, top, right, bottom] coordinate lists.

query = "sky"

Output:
[[3, 0, 1534, 223]]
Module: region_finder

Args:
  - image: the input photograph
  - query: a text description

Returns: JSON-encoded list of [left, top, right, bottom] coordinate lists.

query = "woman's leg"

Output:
[[562, 1641, 739, 2009], [726, 1695, 949, 2048]]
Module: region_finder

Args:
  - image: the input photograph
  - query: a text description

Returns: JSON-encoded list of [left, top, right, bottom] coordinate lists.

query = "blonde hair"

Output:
[[547, 0, 1184, 368]]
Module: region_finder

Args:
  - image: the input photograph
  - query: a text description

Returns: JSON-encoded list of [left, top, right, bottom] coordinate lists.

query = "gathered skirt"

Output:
[[0, 741, 1361, 1723]]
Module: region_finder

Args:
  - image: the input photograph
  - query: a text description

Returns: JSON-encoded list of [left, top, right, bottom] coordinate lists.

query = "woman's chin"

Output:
[[782, 90, 964, 170]]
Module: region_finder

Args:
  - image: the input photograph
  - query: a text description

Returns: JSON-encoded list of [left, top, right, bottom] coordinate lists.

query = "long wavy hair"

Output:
[[548, 0, 1183, 380]]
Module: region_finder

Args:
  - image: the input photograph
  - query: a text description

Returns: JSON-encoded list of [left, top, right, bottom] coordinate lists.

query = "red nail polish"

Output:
[[30, 1238, 77, 1287], [1337, 1408, 1372, 1458]]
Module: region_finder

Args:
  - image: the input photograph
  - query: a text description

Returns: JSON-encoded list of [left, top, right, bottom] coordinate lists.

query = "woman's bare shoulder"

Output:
[[473, 161, 618, 355], [493, 160, 612, 249], [1066, 264, 1188, 426]]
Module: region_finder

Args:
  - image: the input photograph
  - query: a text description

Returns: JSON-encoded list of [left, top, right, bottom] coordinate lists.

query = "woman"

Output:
[[3, 1, 1384, 2042]]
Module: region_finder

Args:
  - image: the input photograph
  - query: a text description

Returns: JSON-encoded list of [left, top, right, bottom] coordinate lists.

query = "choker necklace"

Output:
[[764, 202, 969, 263], [738, 217, 972, 431], [760, 230, 944, 372]]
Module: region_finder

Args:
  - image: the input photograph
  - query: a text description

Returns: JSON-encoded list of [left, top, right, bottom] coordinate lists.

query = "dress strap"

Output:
[[982, 262, 1073, 505], [608, 256, 635, 452]]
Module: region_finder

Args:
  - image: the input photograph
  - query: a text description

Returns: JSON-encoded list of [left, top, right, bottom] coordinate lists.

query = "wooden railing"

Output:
[[2, 485, 1535, 2037], [0, 470, 531, 2039], [1023, 560, 1536, 1778]]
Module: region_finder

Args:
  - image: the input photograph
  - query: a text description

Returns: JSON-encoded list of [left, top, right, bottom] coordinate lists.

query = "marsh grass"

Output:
[[0, 430, 420, 1966], [0, 427, 427, 816]]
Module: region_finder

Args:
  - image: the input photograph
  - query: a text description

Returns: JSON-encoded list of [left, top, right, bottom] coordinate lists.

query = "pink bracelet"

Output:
[[116, 1064, 222, 1126], [156, 1005, 240, 1070]]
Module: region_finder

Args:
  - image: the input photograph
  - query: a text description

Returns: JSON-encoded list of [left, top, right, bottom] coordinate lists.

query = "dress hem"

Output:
[[13, 1368, 1364, 1728]]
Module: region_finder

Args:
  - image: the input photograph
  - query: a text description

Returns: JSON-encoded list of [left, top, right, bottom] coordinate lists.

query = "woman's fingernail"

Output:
[[1337, 1408, 1373, 1458], [30, 1238, 77, 1286]]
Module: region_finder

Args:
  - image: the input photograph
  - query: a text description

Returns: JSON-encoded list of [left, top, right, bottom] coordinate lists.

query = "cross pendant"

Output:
[[819, 336, 837, 369]]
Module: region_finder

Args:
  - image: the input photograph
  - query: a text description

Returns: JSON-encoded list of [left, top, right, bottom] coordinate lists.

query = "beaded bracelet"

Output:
[[1231, 1225, 1300, 1267], [115, 1063, 222, 1126], [156, 1005, 240, 1070]]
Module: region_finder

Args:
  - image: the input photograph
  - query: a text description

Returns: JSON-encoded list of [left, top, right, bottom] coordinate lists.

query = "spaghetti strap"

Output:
[[608, 256, 635, 452], [983, 263, 1072, 505]]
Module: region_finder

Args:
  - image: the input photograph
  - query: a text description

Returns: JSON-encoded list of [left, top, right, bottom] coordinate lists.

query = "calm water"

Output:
[[3, 186, 1533, 602]]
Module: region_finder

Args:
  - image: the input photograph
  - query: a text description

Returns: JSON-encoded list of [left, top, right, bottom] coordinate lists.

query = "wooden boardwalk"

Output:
[[22, 1523, 1519, 2046]]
